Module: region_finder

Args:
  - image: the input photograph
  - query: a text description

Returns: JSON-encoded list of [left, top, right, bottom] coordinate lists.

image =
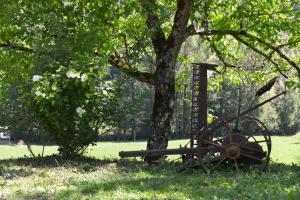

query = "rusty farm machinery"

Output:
[[119, 63, 286, 172]]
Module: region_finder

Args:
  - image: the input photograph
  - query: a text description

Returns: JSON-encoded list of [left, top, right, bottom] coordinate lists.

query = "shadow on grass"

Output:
[[1, 155, 148, 168], [0, 166, 35, 180], [0, 155, 145, 182], [1, 154, 299, 174], [53, 162, 300, 199], [22, 193, 51, 200], [292, 142, 300, 145], [1, 155, 300, 199]]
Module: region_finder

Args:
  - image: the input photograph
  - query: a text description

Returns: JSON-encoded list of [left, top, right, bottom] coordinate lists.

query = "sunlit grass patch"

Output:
[[1, 134, 299, 163]]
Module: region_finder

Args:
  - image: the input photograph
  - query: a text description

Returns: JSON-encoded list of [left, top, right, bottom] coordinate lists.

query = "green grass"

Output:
[[0, 134, 300, 200], [1, 134, 300, 163]]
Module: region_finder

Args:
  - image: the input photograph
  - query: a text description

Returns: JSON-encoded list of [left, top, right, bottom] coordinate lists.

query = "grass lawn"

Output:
[[1, 134, 300, 163], [0, 134, 300, 199]]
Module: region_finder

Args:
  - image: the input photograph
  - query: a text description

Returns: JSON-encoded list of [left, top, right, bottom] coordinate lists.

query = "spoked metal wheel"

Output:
[[201, 115, 271, 172]]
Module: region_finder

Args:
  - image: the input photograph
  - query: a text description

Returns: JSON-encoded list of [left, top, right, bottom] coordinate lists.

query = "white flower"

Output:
[[76, 107, 86, 115], [66, 71, 80, 78], [66, 71, 76, 78], [80, 74, 87, 82], [76, 107, 82, 113], [32, 75, 43, 82], [63, 0, 71, 6], [104, 80, 113, 86], [35, 90, 44, 97], [103, 90, 108, 96]]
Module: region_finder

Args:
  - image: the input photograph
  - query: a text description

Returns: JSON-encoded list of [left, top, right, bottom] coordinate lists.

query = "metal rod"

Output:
[[119, 146, 220, 158], [235, 87, 242, 131], [204, 91, 286, 137]]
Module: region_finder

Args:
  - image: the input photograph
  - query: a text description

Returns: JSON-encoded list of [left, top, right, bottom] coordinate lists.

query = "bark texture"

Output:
[[111, 0, 193, 164], [144, 0, 192, 163], [145, 55, 177, 163]]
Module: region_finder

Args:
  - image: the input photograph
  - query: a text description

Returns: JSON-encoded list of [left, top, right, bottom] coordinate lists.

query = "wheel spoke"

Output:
[[211, 157, 227, 170], [202, 139, 224, 149], [229, 133, 233, 144], [202, 155, 223, 164], [240, 145, 264, 154], [255, 140, 268, 143], [240, 152, 262, 162], [238, 135, 252, 146], [234, 159, 239, 172], [251, 135, 258, 142]]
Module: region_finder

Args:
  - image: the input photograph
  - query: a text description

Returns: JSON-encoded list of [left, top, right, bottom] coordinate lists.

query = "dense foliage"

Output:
[[0, 1, 122, 155]]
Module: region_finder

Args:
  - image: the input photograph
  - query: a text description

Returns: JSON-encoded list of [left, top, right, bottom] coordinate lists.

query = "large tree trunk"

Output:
[[144, 0, 192, 164], [111, 0, 192, 164], [145, 54, 177, 163]]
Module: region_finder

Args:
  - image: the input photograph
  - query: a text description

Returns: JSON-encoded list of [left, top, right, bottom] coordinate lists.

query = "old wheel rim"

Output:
[[202, 115, 271, 172]]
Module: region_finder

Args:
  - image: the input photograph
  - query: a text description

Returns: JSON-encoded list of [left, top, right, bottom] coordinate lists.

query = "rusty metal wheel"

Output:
[[202, 115, 271, 172]]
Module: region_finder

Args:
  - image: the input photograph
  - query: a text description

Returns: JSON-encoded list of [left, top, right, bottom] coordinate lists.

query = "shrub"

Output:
[[31, 65, 119, 156]]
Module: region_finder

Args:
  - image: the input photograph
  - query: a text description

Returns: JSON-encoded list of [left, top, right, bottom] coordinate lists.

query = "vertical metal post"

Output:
[[198, 66, 208, 131], [190, 63, 218, 148], [235, 87, 242, 132]]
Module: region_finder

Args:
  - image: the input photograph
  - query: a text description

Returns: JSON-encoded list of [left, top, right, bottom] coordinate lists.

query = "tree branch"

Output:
[[233, 35, 289, 78], [0, 42, 35, 53], [207, 37, 278, 75], [187, 27, 298, 77], [185, 26, 246, 38], [108, 52, 156, 85], [168, 0, 192, 47], [276, 39, 300, 49], [241, 32, 300, 75], [206, 37, 239, 70], [267, 39, 300, 60], [140, 0, 167, 54], [120, 33, 129, 55]]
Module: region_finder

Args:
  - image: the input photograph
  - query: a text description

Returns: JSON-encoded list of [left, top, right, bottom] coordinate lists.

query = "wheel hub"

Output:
[[221, 134, 266, 164], [224, 144, 241, 159]]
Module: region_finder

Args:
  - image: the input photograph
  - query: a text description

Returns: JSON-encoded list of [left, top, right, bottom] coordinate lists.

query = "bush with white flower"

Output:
[[32, 75, 43, 82], [31, 65, 120, 156]]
